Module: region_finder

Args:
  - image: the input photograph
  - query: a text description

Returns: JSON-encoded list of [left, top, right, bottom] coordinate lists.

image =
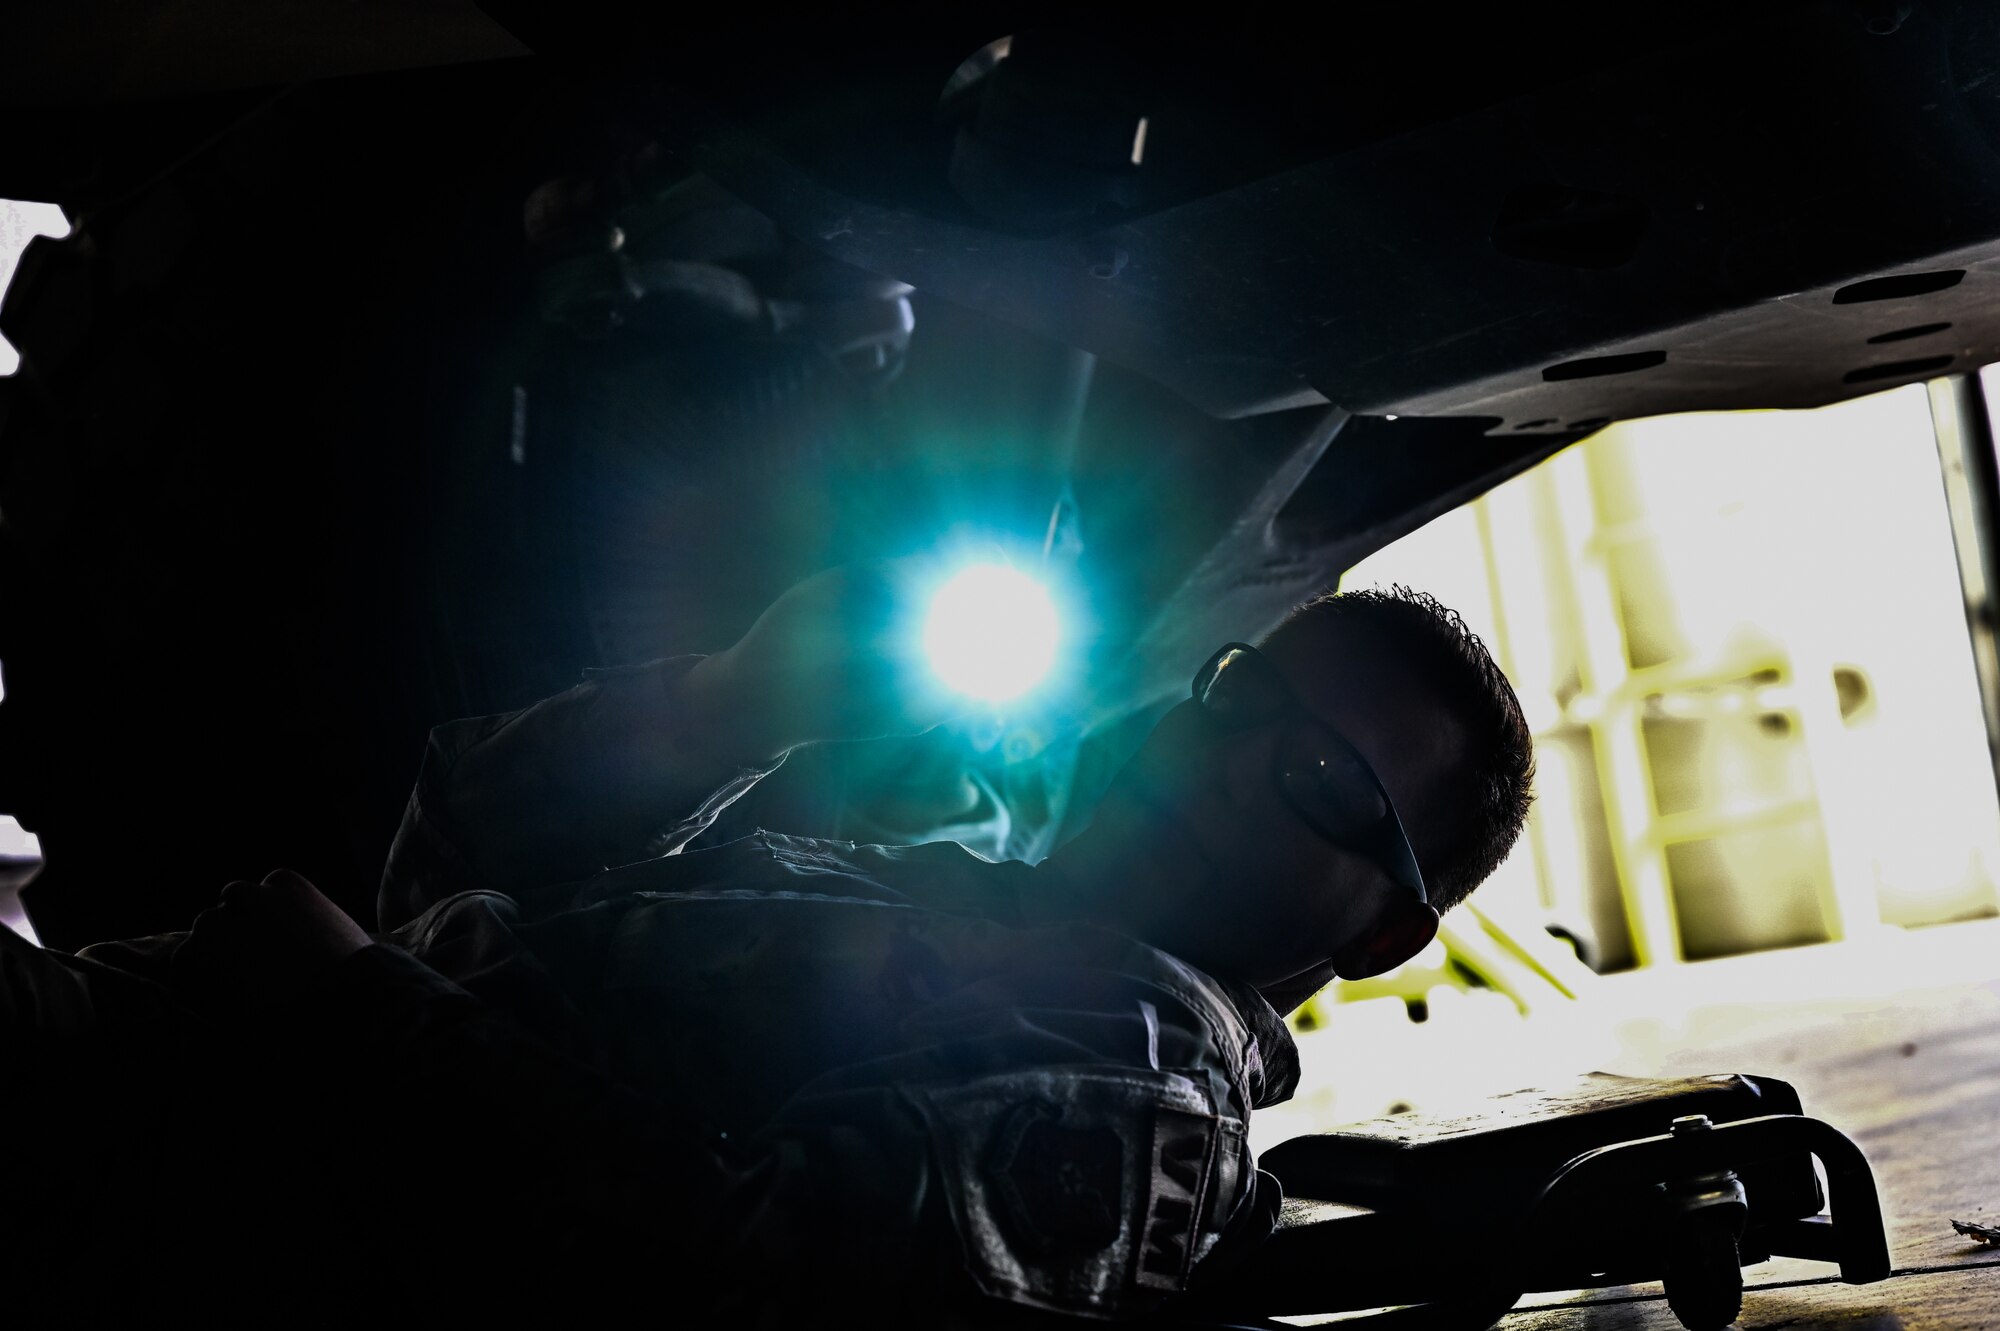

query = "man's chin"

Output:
[[1258, 959, 1342, 1015]]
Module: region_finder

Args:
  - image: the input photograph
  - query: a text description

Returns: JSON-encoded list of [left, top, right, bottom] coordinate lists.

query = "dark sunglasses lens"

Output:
[[1279, 744, 1387, 836]]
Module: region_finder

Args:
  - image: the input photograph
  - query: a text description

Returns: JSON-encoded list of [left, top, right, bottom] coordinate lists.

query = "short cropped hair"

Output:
[[1261, 586, 1534, 913]]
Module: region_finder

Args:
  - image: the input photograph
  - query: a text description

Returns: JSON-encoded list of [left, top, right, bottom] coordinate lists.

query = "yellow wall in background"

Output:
[[1344, 383, 2000, 972]]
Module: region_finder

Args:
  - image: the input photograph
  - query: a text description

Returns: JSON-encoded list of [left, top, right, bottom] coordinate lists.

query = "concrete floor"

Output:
[[1268, 918, 2000, 1328]]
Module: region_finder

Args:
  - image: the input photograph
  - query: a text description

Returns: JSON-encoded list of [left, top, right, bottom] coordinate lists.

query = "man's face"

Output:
[[1091, 619, 1468, 990]]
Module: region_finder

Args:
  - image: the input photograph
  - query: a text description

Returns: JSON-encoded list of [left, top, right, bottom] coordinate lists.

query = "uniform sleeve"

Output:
[[377, 656, 783, 929], [278, 927, 1271, 1322]]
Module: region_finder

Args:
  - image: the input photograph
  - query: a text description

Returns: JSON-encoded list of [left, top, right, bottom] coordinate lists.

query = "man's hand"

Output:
[[679, 557, 967, 765], [173, 869, 374, 1016]]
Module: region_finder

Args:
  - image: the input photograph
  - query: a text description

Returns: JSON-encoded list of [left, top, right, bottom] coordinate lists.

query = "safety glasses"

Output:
[[1192, 643, 1429, 907]]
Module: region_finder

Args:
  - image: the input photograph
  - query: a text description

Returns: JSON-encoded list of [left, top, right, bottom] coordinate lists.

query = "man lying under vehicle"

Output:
[[2, 558, 1532, 1324]]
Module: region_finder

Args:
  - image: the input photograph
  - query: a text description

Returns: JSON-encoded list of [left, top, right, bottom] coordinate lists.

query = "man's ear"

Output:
[[1330, 904, 1441, 981]]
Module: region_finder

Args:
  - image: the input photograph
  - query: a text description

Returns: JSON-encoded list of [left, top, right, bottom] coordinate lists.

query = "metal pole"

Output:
[[1926, 374, 2000, 788]]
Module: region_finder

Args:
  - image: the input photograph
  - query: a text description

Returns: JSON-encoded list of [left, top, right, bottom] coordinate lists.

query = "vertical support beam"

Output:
[[1552, 446, 1681, 967], [1927, 374, 2000, 796], [1473, 495, 1559, 915]]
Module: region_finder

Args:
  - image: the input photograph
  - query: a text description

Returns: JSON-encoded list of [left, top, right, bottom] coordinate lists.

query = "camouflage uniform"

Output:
[[6, 657, 1297, 1322]]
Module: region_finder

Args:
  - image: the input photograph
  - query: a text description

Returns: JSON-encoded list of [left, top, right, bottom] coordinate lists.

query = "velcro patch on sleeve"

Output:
[[913, 1069, 1226, 1318], [1132, 1104, 1220, 1292]]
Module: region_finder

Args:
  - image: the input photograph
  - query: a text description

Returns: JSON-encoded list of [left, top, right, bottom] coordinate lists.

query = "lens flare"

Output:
[[923, 564, 1059, 702]]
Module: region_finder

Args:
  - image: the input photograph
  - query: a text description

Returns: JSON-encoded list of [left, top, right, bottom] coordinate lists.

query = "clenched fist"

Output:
[[173, 869, 374, 1017], [679, 557, 970, 766]]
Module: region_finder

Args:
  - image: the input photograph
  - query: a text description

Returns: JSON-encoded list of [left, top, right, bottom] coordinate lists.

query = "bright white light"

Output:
[[0, 200, 72, 378], [0, 815, 38, 860], [923, 564, 1059, 702]]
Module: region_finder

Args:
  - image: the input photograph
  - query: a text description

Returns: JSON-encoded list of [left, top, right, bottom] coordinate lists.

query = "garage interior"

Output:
[[4, 3, 2000, 1326]]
